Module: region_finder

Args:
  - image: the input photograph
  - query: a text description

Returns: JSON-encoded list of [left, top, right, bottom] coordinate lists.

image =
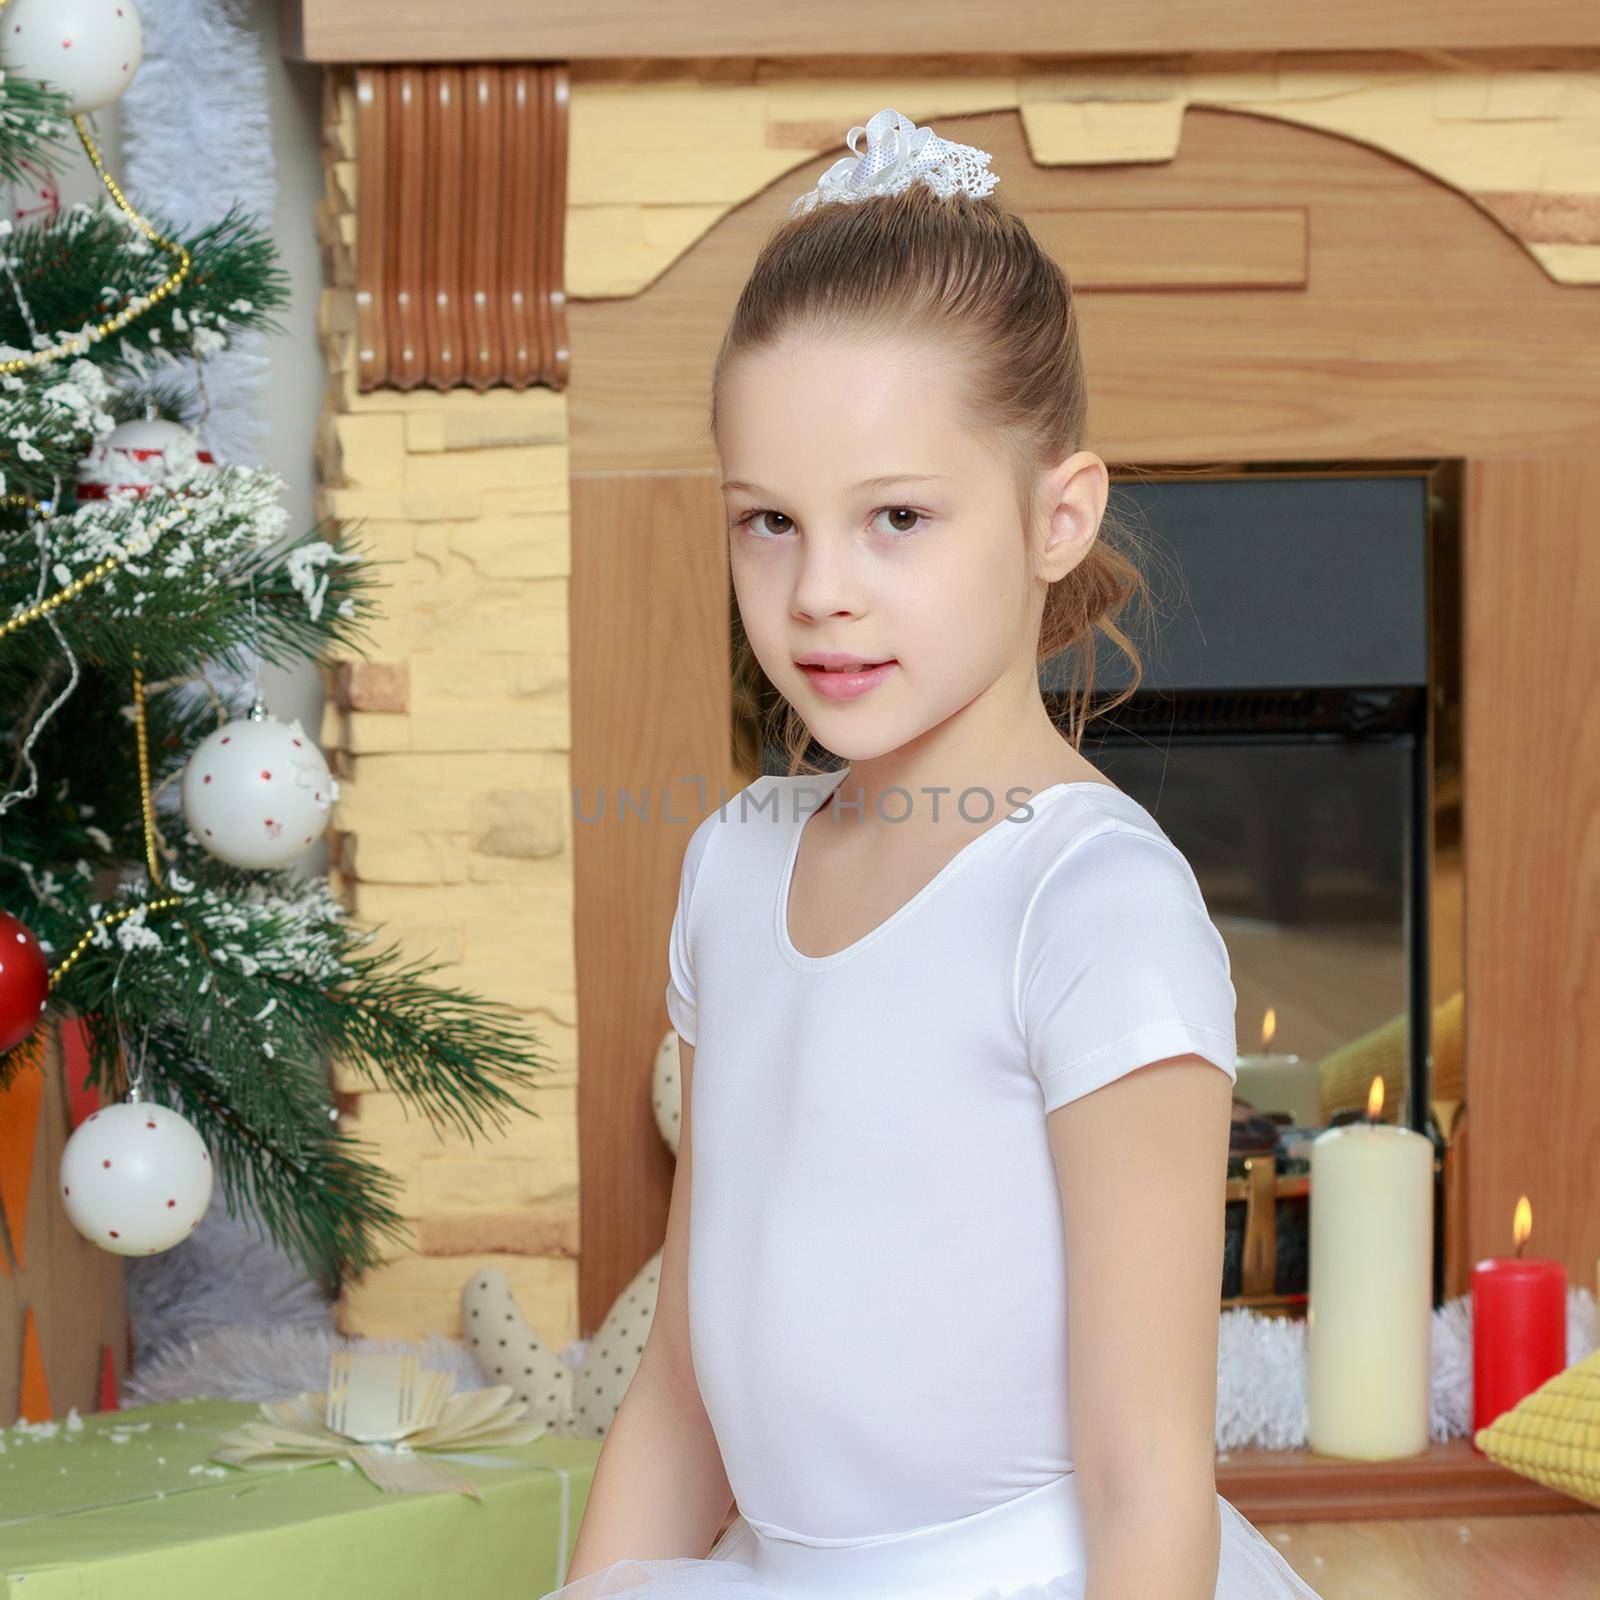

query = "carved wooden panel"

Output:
[[353, 62, 569, 392]]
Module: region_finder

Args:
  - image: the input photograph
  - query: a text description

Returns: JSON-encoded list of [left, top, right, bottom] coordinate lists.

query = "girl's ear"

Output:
[[1038, 451, 1108, 582]]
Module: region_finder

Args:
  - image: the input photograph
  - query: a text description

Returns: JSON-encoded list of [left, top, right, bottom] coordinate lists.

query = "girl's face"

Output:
[[718, 332, 1098, 765]]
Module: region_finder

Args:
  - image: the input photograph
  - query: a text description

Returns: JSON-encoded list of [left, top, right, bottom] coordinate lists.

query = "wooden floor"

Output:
[[1255, 1510, 1600, 1598]]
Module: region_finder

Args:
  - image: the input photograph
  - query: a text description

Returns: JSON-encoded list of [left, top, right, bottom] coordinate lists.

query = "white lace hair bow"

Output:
[[788, 108, 1000, 217]]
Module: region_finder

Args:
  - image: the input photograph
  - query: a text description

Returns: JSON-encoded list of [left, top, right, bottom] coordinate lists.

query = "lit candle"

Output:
[[1234, 1007, 1322, 1126], [1307, 1076, 1434, 1459], [1471, 1196, 1566, 1446]]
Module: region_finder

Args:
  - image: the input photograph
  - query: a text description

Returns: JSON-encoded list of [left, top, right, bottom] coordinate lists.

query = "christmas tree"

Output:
[[0, 11, 551, 1289]]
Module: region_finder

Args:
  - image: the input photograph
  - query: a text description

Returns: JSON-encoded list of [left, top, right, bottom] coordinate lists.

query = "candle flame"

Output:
[[1366, 1076, 1384, 1120], [1513, 1195, 1532, 1254], [1260, 1008, 1276, 1050]]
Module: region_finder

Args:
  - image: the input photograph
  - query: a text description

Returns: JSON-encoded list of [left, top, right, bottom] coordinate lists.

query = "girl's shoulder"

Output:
[[1015, 792, 1238, 1108], [1012, 780, 1210, 905], [1031, 779, 1181, 855], [669, 772, 795, 882]]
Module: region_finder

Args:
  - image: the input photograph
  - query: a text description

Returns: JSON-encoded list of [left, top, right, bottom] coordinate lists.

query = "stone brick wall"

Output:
[[566, 61, 1600, 298], [316, 74, 577, 1341]]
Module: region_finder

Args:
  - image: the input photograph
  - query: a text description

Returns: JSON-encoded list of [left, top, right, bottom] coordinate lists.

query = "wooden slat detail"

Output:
[[424, 65, 465, 389], [1462, 458, 1600, 1288], [462, 66, 505, 388], [1029, 207, 1307, 289], [352, 63, 569, 392], [352, 68, 387, 388], [389, 66, 428, 389], [544, 66, 573, 386], [570, 471, 731, 1334], [283, 3, 1600, 62]]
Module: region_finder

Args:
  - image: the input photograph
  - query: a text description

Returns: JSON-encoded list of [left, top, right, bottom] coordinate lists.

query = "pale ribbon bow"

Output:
[[789, 107, 999, 216], [212, 1375, 548, 1499]]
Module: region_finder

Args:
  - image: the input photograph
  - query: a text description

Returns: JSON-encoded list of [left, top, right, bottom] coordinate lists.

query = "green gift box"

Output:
[[0, 1396, 599, 1598]]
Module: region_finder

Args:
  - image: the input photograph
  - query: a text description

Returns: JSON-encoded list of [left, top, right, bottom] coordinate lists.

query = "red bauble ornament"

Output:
[[0, 911, 49, 1054], [75, 417, 217, 502]]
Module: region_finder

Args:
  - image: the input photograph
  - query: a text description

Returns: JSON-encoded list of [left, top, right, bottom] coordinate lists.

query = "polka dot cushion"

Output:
[[652, 1027, 682, 1157], [461, 1265, 576, 1434], [460, 1254, 664, 1439], [567, 1249, 662, 1438], [457, 1030, 682, 1435]]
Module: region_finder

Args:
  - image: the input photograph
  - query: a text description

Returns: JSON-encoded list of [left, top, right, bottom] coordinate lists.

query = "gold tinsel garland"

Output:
[[0, 0, 192, 374], [0, 12, 206, 993]]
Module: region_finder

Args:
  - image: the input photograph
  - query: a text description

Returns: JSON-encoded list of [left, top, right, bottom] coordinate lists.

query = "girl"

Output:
[[540, 111, 1326, 1600]]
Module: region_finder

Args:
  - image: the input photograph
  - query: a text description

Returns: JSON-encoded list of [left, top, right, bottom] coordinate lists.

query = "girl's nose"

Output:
[[790, 534, 862, 620]]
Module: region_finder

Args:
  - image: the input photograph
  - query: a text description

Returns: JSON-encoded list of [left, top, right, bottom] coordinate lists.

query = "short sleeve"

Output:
[[1015, 828, 1238, 1113], [665, 807, 720, 1047]]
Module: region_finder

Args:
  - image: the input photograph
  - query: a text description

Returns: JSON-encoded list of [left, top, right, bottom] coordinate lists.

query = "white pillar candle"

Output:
[[1233, 1050, 1322, 1127], [1307, 1076, 1435, 1459]]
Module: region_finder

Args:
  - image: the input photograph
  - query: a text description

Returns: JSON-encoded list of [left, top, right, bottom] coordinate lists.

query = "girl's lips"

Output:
[[798, 660, 898, 701]]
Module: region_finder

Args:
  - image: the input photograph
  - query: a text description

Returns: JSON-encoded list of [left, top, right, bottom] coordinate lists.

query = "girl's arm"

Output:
[[561, 1038, 735, 1580], [1047, 1052, 1235, 1600]]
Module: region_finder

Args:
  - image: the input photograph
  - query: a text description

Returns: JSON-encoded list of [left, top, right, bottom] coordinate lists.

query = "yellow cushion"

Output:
[[1474, 1344, 1600, 1509]]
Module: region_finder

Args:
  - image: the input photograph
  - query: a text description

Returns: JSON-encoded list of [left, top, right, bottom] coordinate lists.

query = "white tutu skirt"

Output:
[[537, 1471, 1325, 1600]]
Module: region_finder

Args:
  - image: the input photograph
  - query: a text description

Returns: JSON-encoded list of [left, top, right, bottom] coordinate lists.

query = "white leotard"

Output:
[[664, 766, 1238, 1546]]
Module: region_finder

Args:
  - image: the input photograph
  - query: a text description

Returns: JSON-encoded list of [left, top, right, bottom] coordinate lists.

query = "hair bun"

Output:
[[788, 108, 1000, 217]]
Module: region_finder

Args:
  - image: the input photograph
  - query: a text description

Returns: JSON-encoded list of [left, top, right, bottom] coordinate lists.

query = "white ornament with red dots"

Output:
[[180, 711, 339, 870], [77, 416, 217, 501], [59, 1098, 212, 1257], [4, 0, 144, 117], [4, 155, 61, 230]]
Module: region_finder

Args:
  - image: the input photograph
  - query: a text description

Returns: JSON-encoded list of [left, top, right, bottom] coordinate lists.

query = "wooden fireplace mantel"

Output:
[[282, 1, 1600, 63], [1217, 1438, 1589, 1524]]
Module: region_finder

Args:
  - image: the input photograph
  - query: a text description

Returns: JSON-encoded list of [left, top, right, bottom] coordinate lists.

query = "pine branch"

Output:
[[0, 69, 76, 184], [310, 941, 553, 1138], [0, 471, 382, 685], [139, 1014, 413, 1290], [1, 859, 556, 1278], [0, 356, 117, 505], [0, 658, 214, 887], [0, 197, 289, 393]]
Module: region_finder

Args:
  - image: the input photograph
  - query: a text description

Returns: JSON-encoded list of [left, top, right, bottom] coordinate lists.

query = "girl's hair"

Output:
[[710, 178, 1154, 779]]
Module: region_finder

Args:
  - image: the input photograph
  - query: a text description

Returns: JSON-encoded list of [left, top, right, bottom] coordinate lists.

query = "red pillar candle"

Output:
[[1471, 1194, 1567, 1446]]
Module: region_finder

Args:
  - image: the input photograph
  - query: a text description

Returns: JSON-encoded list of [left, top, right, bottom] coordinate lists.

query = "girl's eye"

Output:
[[731, 506, 927, 538], [732, 508, 794, 538], [872, 506, 925, 537]]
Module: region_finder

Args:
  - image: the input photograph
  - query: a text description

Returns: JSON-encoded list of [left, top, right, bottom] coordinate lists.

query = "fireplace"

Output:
[[1077, 468, 1458, 1101], [1073, 463, 1463, 1309]]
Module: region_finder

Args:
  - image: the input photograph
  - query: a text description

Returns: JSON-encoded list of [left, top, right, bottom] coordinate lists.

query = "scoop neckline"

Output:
[[773, 765, 1125, 972]]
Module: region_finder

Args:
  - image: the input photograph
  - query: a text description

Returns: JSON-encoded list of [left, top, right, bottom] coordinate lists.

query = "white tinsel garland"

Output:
[[1215, 1285, 1597, 1453], [111, 0, 341, 1363], [120, 1290, 1600, 1452], [118, 0, 275, 469]]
